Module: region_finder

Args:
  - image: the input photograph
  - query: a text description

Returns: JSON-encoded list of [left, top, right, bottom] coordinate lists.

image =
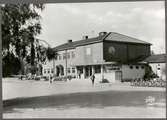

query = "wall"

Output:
[[42, 60, 54, 76], [149, 63, 166, 80], [122, 64, 145, 80], [103, 41, 150, 63], [54, 49, 76, 76], [74, 42, 103, 65]]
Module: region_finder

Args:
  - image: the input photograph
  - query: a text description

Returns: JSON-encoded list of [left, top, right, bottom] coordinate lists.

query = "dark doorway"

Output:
[[85, 66, 92, 78]]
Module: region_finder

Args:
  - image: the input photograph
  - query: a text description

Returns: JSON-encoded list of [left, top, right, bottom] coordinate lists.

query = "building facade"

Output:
[[143, 54, 166, 80], [42, 32, 152, 83]]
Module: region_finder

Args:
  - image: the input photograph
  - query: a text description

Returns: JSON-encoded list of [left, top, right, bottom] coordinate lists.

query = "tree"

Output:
[[2, 4, 45, 76], [46, 47, 57, 61]]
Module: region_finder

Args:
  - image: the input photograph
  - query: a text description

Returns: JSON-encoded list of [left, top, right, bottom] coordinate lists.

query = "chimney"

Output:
[[82, 35, 88, 40], [67, 39, 72, 43], [99, 32, 107, 36]]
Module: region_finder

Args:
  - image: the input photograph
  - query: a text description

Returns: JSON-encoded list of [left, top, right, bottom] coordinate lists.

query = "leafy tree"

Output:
[[46, 47, 58, 61], [143, 64, 158, 80], [2, 4, 44, 76]]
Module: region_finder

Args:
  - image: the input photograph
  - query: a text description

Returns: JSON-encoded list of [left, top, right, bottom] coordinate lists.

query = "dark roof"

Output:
[[53, 32, 151, 51], [53, 34, 107, 51], [105, 32, 151, 45], [143, 54, 166, 63]]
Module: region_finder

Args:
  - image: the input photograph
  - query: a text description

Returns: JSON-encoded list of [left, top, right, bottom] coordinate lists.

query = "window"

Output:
[[86, 48, 91, 55], [95, 65, 101, 73], [59, 54, 62, 60], [130, 66, 133, 69], [67, 68, 71, 73], [67, 52, 70, 59], [72, 68, 75, 73], [44, 69, 46, 74], [72, 51, 75, 58], [141, 66, 144, 69], [48, 69, 50, 73], [63, 53, 66, 59], [51, 69, 54, 73], [136, 66, 139, 69], [158, 68, 160, 70]]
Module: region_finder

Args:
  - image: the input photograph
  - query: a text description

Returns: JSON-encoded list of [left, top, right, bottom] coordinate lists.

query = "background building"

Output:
[[143, 54, 166, 80], [42, 32, 152, 83]]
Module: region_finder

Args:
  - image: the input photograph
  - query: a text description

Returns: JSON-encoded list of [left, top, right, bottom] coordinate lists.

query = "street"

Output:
[[3, 78, 166, 118]]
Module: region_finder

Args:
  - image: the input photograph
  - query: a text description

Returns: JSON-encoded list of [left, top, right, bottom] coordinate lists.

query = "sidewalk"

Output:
[[2, 78, 166, 100]]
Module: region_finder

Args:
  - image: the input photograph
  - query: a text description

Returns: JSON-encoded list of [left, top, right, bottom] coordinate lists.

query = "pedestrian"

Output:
[[90, 74, 95, 86], [49, 74, 52, 84]]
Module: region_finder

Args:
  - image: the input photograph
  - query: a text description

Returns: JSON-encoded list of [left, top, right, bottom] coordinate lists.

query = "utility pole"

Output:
[[65, 49, 68, 81]]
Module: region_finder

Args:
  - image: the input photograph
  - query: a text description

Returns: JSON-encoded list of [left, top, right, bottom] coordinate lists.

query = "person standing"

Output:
[[49, 74, 52, 84], [90, 74, 95, 86]]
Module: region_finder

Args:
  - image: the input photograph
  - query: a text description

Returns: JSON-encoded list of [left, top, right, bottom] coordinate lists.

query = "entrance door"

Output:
[[85, 66, 92, 78], [115, 71, 122, 81]]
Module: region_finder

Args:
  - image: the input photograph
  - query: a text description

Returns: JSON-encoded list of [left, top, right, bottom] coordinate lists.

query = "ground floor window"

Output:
[[72, 67, 75, 73], [44, 69, 46, 74], [48, 69, 50, 74], [77, 67, 83, 74], [67, 68, 71, 73], [94, 65, 101, 73]]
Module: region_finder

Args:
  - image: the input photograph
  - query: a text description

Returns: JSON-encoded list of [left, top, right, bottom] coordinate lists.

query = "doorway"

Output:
[[85, 66, 92, 78], [115, 71, 122, 81]]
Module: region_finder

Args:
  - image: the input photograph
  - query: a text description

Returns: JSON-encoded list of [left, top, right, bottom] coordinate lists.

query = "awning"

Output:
[[72, 61, 117, 66]]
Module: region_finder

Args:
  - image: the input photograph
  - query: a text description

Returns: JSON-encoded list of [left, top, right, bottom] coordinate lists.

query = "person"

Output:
[[49, 74, 52, 84], [90, 74, 95, 86]]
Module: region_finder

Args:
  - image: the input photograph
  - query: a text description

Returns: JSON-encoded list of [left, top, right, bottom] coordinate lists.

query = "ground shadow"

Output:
[[3, 90, 166, 113]]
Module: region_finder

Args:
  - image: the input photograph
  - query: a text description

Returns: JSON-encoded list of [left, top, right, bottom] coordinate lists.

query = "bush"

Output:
[[131, 78, 166, 87], [100, 79, 109, 83]]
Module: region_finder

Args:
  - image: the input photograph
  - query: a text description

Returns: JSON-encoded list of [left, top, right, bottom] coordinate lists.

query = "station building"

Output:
[[42, 32, 152, 83]]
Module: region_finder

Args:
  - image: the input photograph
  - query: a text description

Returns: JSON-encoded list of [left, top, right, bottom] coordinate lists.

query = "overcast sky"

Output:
[[37, 1, 165, 54]]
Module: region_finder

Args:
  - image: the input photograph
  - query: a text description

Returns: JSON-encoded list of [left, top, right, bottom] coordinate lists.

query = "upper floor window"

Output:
[[86, 47, 91, 55], [71, 51, 75, 58], [63, 53, 66, 59], [67, 52, 70, 59], [58, 54, 62, 60], [136, 66, 139, 69]]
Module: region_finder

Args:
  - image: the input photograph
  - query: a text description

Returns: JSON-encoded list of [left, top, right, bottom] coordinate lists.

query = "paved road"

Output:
[[3, 78, 166, 118]]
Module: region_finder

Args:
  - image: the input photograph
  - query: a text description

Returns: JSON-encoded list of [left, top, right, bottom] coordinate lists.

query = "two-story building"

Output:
[[42, 32, 152, 83]]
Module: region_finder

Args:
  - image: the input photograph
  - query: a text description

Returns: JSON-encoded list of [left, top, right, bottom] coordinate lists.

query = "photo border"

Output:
[[0, 0, 166, 120]]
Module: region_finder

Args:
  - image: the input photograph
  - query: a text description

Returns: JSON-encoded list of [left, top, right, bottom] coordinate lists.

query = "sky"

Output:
[[37, 1, 165, 54]]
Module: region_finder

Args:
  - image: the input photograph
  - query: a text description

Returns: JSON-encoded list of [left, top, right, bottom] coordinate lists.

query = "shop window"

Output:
[[136, 66, 139, 69], [94, 65, 101, 73]]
